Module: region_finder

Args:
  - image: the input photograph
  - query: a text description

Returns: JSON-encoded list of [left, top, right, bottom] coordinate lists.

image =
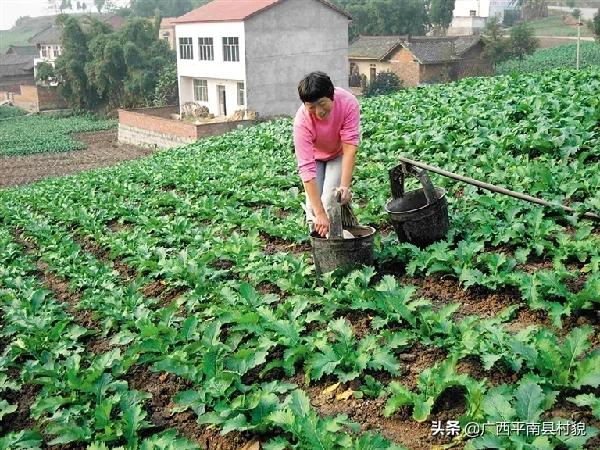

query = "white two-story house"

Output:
[[173, 0, 352, 118]]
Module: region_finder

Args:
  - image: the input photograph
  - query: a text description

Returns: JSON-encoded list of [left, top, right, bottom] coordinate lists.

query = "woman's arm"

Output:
[[304, 178, 329, 237]]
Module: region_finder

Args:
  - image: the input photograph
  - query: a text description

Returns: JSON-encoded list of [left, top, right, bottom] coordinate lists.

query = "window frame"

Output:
[[198, 37, 214, 61], [179, 37, 193, 60], [222, 37, 239, 62], [193, 79, 208, 102], [237, 82, 245, 106]]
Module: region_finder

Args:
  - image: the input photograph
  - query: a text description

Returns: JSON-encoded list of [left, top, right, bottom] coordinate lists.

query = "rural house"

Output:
[[159, 17, 178, 51], [348, 35, 492, 88], [0, 54, 35, 93], [173, 0, 352, 118], [449, 0, 516, 35]]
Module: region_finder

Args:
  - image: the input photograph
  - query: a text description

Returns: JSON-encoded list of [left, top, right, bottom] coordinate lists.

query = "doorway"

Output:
[[217, 85, 227, 116]]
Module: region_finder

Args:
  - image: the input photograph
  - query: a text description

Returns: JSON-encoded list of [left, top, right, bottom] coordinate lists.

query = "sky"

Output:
[[0, 0, 130, 30]]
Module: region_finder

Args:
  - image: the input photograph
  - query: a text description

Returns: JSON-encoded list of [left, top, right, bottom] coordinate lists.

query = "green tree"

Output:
[[511, 0, 548, 21], [482, 17, 510, 67], [509, 22, 538, 59], [35, 62, 56, 84], [55, 15, 174, 110], [332, 0, 429, 41], [153, 62, 178, 106], [54, 15, 98, 109], [592, 9, 600, 42], [429, 0, 456, 34]]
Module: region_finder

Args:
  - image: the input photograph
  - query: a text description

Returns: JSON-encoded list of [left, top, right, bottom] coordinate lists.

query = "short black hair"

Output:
[[297, 71, 334, 103]]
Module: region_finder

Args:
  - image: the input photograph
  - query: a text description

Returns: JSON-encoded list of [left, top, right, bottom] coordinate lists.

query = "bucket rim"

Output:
[[310, 225, 377, 241], [384, 187, 446, 215]]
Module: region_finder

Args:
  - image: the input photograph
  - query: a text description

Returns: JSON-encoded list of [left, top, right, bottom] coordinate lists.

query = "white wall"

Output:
[[453, 0, 513, 18], [175, 21, 247, 116], [175, 21, 246, 81], [179, 76, 245, 117]]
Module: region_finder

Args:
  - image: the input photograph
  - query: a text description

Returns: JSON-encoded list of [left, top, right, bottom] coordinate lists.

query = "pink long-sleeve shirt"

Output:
[[293, 87, 360, 182]]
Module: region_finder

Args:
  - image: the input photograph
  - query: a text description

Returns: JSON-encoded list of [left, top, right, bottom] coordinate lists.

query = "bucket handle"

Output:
[[389, 163, 438, 205]]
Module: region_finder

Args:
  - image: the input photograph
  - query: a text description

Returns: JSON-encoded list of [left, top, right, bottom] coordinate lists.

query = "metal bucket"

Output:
[[385, 164, 449, 247], [311, 225, 376, 275], [310, 190, 376, 275]]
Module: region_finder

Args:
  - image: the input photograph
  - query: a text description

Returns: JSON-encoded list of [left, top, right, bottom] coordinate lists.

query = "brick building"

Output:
[[349, 35, 493, 88]]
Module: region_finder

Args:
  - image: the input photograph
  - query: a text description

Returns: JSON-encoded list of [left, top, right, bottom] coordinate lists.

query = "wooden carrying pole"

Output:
[[398, 156, 600, 222]]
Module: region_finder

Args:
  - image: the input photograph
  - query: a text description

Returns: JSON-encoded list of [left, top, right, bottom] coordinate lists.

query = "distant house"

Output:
[[173, 0, 352, 118], [29, 25, 63, 74], [348, 35, 493, 88], [0, 54, 35, 93], [449, 0, 516, 35], [159, 17, 178, 51], [453, 0, 515, 20]]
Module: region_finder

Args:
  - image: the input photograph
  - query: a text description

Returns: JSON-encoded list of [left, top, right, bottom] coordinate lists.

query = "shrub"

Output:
[[363, 72, 402, 97]]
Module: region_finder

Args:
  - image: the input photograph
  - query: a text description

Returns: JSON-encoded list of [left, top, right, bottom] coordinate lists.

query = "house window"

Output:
[[162, 32, 170, 40], [179, 37, 193, 60], [198, 37, 214, 61], [237, 82, 245, 106], [52, 45, 60, 58], [223, 37, 239, 62], [469, 10, 476, 16], [41, 45, 48, 58], [193, 79, 208, 102]]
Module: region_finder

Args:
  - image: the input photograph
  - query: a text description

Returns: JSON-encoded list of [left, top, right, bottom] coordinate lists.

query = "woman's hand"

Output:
[[336, 186, 352, 205], [314, 211, 330, 237]]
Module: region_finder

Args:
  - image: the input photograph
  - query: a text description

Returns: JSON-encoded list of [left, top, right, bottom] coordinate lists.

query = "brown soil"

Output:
[[0, 382, 40, 433], [400, 275, 522, 321], [542, 391, 600, 450], [304, 374, 467, 450], [125, 366, 257, 449], [0, 129, 154, 188], [259, 232, 311, 255], [73, 233, 137, 281]]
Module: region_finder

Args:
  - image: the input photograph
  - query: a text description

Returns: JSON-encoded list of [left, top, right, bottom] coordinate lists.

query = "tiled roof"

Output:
[[160, 17, 178, 28], [0, 54, 35, 77], [29, 25, 61, 45], [6, 45, 38, 56], [404, 36, 482, 64], [348, 35, 405, 60], [349, 35, 483, 64], [174, 0, 351, 23]]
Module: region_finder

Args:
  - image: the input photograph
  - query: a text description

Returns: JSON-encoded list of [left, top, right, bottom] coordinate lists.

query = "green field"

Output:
[[0, 67, 599, 449], [517, 15, 595, 37], [0, 113, 116, 156], [0, 106, 27, 120], [497, 41, 600, 74]]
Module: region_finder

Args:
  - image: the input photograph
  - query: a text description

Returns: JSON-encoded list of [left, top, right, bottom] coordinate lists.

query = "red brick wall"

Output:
[[118, 108, 256, 148], [388, 47, 420, 87], [454, 44, 494, 79], [420, 63, 455, 84], [37, 86, 67, 110], [12, 85, 38, 112], [12, 85, 66, 112], [119, 108, 198, 139]]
